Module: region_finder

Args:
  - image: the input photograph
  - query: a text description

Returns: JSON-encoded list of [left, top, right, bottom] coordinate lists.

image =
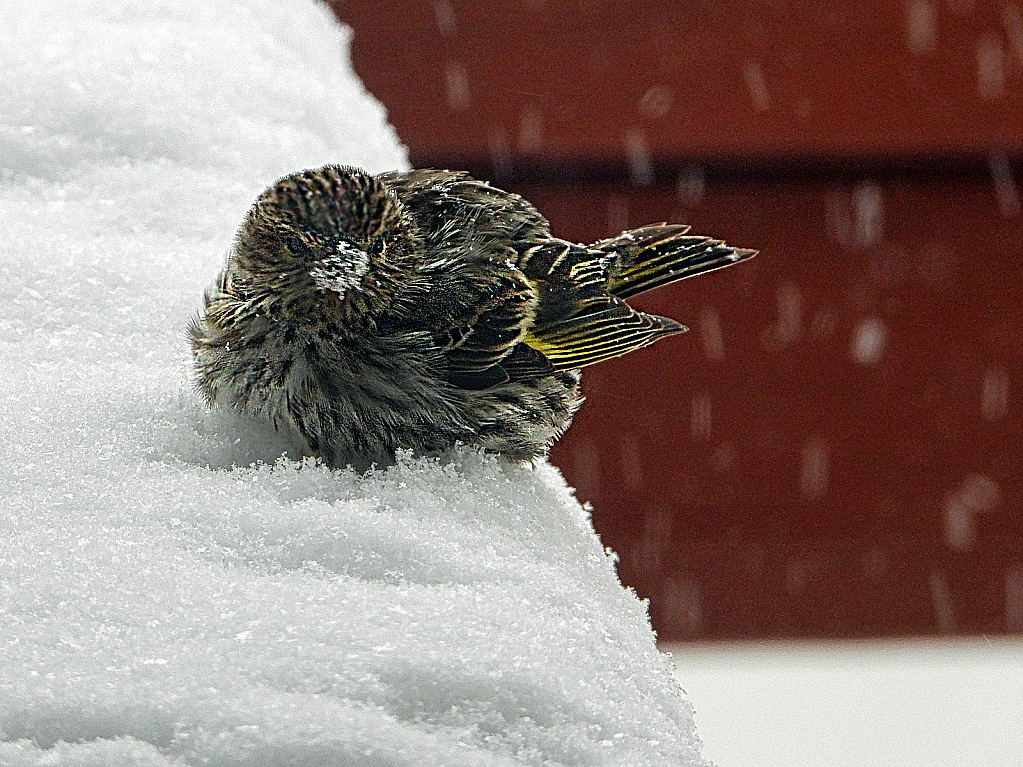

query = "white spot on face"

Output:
[[309, 242, 370, 295]]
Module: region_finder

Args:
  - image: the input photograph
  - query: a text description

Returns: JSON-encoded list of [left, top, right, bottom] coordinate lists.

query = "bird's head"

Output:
[[231, 165, 422, 323]]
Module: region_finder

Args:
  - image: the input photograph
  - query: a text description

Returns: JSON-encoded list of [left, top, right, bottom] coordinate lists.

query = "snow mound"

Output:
[[0, 1, 707, 764]]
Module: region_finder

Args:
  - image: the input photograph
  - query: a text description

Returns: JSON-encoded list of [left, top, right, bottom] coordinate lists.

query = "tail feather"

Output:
[[524, 305, 686, 370], [519, 226, 755, 372], [598, 224, 757, 300]]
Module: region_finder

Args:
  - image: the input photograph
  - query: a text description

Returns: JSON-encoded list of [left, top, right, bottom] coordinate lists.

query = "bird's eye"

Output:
[[367, 238, 387, 256]]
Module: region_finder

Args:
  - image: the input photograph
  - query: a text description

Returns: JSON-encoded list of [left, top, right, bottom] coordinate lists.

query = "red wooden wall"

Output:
[[331, 0, 1023, 641]]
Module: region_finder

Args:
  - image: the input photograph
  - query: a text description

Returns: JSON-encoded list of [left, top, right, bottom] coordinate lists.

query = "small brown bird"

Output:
[[189, 166, 755, 469]]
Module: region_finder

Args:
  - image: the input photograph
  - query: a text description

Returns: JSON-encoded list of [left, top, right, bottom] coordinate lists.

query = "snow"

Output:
[[667, 638, 1023, 767], [0, 1, 706, 765]]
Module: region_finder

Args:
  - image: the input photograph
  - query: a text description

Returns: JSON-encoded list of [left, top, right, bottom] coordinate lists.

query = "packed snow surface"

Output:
[[668, 638, 1023, 767], [0, 1, 706, 764]]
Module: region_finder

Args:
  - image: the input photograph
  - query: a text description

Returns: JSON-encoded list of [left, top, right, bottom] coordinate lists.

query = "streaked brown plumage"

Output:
[[189, 165, 755, 469]]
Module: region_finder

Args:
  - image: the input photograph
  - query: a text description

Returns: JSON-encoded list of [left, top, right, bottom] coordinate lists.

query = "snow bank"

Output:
[[0, 1, 707, 764]]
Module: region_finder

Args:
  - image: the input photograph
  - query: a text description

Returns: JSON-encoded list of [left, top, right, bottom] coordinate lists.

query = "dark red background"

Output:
[[331, 0, 1023, 640]]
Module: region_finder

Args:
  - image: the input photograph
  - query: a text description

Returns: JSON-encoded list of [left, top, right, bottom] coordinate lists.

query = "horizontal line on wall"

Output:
[[409, 151, 1023, 186]]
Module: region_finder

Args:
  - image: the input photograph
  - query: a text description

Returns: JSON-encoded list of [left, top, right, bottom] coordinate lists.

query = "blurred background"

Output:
[[329, 0, 1022, 643]]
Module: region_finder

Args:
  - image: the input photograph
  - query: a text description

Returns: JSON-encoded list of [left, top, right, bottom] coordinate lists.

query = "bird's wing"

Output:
[[383, 257, 551, 387], [443, 342, 556, 390], [519, 240, 689, 371]]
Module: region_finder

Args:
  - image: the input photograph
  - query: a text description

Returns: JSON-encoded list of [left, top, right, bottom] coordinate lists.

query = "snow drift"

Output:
[[0, 1, 708, 764]]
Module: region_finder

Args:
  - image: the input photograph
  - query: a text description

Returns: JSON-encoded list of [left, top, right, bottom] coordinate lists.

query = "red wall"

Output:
[[332, 1, 1023, 640]]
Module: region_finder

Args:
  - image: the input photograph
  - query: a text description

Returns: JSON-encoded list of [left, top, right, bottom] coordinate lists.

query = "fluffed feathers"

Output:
[[189, 165, 755, 468]]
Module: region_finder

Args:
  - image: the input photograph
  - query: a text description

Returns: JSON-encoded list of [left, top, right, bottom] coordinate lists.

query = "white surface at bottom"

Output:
[[665, 637, 1023, 767]]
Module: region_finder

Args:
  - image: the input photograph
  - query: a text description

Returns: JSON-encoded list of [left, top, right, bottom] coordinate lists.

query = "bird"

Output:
[[188, 165, 755, 469]]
